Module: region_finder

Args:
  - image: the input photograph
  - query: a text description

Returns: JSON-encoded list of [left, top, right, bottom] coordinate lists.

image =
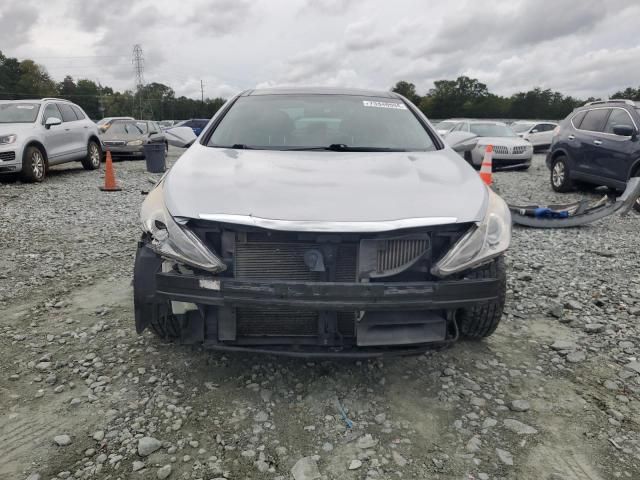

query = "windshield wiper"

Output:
[[282, 144, 409, 152]]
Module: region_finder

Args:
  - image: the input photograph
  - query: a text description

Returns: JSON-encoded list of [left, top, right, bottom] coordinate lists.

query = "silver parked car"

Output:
[[134, 87, 511, 356], [511, 120, 558, 150], [449, 120, 533, 170], [0, 98, 102, 182]]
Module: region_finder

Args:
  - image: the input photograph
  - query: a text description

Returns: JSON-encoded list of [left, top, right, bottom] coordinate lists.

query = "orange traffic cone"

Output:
[[100, 150, 121, 191], [479, 145, 493, 186]]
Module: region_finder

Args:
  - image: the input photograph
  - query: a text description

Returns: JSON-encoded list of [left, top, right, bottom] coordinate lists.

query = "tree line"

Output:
[[392, 78, 640, 120], [0, 51, 225, 120], [1, 50, 639, 121]]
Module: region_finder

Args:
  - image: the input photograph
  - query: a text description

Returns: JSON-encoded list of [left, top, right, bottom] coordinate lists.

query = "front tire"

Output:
[[21, 146, 46, 182], [82, 140, 102, 170], [550, 155, 573, 192], [457, 256, 506, 339]]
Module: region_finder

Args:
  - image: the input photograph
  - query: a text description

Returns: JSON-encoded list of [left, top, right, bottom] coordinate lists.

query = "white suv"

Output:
[[0, 98, 103, 182]]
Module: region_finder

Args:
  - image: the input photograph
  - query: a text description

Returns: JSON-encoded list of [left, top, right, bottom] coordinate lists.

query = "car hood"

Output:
[[476, 136, 529, 147], [163, 143, 488, 228], [0, 123, 37, 137]]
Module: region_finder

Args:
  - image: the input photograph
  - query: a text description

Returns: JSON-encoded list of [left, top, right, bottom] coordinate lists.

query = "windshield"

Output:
[[469, 123, 517, 137], [208, 95, 436, 151], [511, 123, 535, 133], [106, 121, 148, 135], [436, 121, 458, 130], [0, 103, 40, 123]]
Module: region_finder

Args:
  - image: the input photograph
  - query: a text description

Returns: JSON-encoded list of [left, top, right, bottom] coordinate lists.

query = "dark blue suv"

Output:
[[546, 100, 640, 201]]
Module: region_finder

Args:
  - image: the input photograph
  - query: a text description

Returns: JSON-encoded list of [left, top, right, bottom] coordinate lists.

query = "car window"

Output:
[[42, 104, 62, 124], [107, 121, 146, 135], [208, 94, 436, 151], [579, 109, 610, 132], [57, 103, 79, 122], [511, 123, 534, 133], [0, 102, 41, 123], [469, 123, 517, 137], [71, 105, 86, 120], [604, 109, 634, 134], [571, 111, 587, 128], [195, 120, 208, 128]]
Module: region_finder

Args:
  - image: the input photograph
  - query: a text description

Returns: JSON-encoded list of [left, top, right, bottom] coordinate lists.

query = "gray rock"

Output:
[[348, 459, 362, 470], [53, 435, 71, 446], [466, 435, 482, 453], [510, 400, 531, 412], [550, 340, 576, 351], [566, 351, 586, 363], [132, 461, 145, 472], [291, 457, 321, 480], [392, 450, 407, 467], [138, 437, 162, 457], [93, 430, 105, 441], [624, 361, 640, 374], [482, 418, 498, 429], [496, 448, 514, 465], [356, 433, 378, 449], [584, 323, 605, 333], [503, 419, 538, 435], [254, 411, 269, 422], [157, 464, 172, 479], [564, 300, 582, 310], [26, 474, 41, 480]]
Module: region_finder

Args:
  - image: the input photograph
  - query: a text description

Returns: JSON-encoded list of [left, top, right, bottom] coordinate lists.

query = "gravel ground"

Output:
[[1, 149, 639, 480]]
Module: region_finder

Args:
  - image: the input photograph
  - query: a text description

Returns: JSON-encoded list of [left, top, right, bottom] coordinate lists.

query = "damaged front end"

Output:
[[134, 183, 510, 356]]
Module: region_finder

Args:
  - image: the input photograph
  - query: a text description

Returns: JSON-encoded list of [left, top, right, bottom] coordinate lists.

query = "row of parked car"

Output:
[[434, 99, 640, 200], [433, 118, 558, 171], [0, 97, 211, 182]]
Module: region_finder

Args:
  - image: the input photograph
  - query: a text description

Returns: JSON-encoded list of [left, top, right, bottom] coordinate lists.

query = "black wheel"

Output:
[[634, 198, 640, 213], [457, 256, 506, 339], [148, 304, 181, 339], [21, 145, 46, 182], [82, 140, 102, 170], [550, 155, 573, 192]]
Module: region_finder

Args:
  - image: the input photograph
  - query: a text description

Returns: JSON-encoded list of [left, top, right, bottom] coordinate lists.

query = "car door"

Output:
[[572, 108, 610, 178], [70, 105, 92, 147], [56, 103, 85, 160], [40, 103, 68, 161], [591, 108, 637, 185]]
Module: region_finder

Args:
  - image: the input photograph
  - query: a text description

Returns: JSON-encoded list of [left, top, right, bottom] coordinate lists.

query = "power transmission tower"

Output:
[[132, 45, 152, 119]]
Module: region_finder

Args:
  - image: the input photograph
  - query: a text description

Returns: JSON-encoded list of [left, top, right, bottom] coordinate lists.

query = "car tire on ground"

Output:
[[82, 140, 102, 170], [21, 145, 47, 183], [148, 304, 181, 339], [550, 155, 573, 192], [457, 256, 506, 339]]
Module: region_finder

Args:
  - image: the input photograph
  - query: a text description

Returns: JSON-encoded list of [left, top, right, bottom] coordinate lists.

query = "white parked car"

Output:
[[448, 120, 533, 170], [434, 119, 463, 135], [511, 121, 558, 150], [0, 98, 103, 182]]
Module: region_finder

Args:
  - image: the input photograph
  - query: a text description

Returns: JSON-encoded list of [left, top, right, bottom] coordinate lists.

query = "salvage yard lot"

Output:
[[1, 149, 639, 479]]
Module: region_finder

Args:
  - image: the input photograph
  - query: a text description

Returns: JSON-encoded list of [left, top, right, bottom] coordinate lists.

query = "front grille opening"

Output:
[[236, 307, 356, 337]]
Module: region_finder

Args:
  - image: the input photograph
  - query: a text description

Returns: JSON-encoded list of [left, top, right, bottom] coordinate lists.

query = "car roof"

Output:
[[241, 87, 397, 98], [468, 120, 508, 126]]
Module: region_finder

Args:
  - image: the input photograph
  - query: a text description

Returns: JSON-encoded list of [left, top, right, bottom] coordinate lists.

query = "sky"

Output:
[[1, 0, 639, 100]]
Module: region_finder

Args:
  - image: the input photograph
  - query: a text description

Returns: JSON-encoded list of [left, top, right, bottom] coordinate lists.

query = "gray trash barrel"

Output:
[[143, 143, 166, 173]]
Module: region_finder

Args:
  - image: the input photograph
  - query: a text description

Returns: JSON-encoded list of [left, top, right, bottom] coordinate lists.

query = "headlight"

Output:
[[127, 139, 143, 146], [140, 184, 226, 273], [0, 134, 17, 145], [431, 188, 511, 277]]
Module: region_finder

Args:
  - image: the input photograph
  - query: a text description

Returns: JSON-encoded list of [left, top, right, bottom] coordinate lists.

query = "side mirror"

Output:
[[45, 117, 62, 129], [530, 129, 538, 133], [613, 125, 636, 137], [149, 131, 158, 136], [444, 131, 479, 153], [164, 126, 197, 148]]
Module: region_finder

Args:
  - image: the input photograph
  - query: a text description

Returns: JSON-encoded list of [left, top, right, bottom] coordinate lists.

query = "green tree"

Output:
[[15, 59, 57, 98], [391, 80, 421, 105]]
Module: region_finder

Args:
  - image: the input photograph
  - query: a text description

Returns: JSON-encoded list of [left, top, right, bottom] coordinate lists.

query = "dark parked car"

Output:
[[546, 99, 640, 211], [175, 118, 209, 136], [134, 87, 512, 356]]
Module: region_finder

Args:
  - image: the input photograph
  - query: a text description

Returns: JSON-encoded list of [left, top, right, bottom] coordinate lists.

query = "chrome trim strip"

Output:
[[197, 214, 459, 232]]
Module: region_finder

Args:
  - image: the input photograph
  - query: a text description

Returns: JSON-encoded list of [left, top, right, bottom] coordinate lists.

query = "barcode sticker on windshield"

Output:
[[362, 100, 407, 110]]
